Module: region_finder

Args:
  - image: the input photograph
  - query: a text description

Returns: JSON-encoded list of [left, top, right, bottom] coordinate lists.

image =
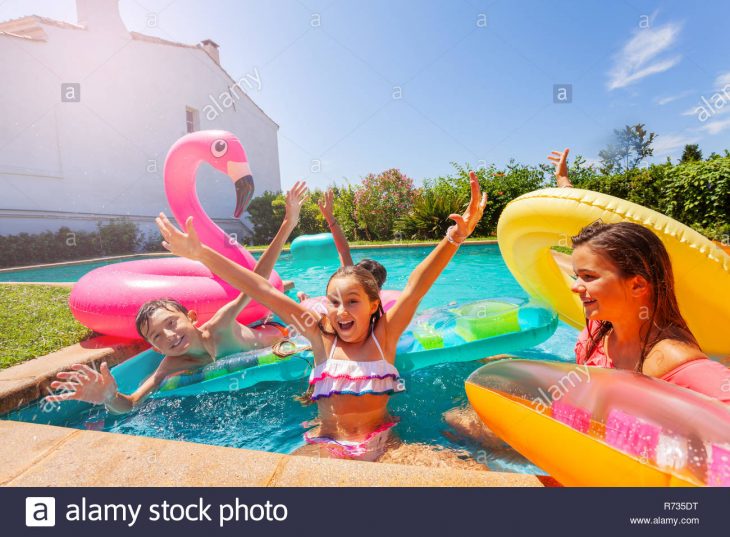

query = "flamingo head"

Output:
[[203, 131, 255, 218]]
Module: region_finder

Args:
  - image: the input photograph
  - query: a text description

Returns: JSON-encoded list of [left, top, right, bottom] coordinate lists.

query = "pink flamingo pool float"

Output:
[[69, 130, 283, 339]]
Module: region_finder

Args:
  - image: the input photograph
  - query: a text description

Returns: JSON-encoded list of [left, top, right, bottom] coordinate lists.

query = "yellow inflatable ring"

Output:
[[496, 188, 730, 357]]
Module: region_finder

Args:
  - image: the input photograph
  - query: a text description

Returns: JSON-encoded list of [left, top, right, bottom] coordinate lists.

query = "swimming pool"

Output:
[[5, 244, 579, 473], [0, 255, 171, 282]]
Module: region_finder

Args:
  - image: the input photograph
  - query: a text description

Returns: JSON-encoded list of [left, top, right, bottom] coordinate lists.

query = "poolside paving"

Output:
[[0, 421, 552, 487]]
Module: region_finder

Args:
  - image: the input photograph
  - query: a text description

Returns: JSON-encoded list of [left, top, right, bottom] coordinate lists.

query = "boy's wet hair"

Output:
[[355, 258, 387, 289], [135, 298, 188, 341]]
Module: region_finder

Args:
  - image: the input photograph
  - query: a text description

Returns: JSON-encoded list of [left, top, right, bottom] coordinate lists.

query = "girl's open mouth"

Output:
[[171, 335, 185, 349], [337, 320, 354, 331]]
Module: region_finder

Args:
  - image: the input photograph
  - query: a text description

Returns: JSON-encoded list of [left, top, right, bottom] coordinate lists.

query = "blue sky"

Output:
[[4, 0, 730, 190]]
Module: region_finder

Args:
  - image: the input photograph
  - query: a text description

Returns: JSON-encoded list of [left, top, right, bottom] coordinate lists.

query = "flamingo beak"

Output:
[[227, 161, 255, 218], [234, 175, 254, 218]]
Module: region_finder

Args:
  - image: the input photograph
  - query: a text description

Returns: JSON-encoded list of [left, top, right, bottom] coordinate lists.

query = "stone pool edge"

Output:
[[0, 420, 554, 487]]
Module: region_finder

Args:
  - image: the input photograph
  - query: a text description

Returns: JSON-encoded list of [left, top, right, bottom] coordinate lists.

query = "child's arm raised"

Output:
[[318, 189, 354, 266], [547, 148, 573, 188], [206, 181, 308, 329], [383, 172, 487, 349], [156, 213, 326, 358]]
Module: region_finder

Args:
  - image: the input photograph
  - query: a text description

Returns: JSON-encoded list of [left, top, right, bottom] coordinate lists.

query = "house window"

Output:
[[186, 107, 199, 133]]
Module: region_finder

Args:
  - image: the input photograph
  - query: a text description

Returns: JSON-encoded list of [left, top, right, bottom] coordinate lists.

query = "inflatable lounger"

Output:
[[111, 297, 558, 398]]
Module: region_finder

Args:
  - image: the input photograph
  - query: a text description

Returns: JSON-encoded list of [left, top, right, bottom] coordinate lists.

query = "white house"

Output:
[[0, 0, 280, 240]]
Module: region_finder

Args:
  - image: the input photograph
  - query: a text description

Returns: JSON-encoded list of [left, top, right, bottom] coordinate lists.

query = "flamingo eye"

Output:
[[211, 139, 228, 158]]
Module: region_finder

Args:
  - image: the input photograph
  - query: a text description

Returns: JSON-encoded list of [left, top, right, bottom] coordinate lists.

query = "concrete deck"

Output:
[[0, 421, 554, 487]]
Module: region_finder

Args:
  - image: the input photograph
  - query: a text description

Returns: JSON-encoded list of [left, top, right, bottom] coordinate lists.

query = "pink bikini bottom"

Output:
[[303, 420, 398, 462]]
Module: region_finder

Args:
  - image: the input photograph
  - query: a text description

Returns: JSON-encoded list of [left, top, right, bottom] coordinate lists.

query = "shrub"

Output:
[[0, 219, 143, 269], [331, 183, 359, 240], [246, 191, 284, 244], [569, 156, 730, 234], [396, 187, 468, 240], [661, 157, 730, 229], [354, 169, 416, 240], [418, 162, 547, 237]]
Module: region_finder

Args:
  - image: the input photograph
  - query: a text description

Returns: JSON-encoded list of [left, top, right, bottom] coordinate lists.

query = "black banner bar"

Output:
[[3, 487, 726, 536]]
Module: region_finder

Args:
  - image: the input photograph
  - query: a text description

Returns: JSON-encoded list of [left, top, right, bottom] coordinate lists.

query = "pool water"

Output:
[[0, 255, 170, 282], [6, 244, 579, 473]]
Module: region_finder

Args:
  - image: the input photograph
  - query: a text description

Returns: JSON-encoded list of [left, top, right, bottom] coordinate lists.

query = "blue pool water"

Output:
[[0, 255, 170, 282], [5, 244, 579, 473]]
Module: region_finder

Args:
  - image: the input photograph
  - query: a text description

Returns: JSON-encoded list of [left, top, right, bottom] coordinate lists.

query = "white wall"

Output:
[[0, 7, 280, 240]]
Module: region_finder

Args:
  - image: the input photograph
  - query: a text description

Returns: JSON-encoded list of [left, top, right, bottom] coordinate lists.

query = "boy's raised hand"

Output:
[[285, 180, 308, 225], [317, 189, 335, 223], [548, 148, 572, 187], [156, 213, 204, 261], [45, 362, 117, 405], [448, 171, 488, 242]]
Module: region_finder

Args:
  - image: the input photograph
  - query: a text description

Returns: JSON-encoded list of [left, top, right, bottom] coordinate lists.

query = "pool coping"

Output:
[[0, 420, 557, 487], [0, 240, 498, 274]]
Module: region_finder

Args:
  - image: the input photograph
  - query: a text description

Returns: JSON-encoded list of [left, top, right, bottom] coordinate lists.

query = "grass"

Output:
[[0, 285, 93, 370], [551, 245, 573, 255]]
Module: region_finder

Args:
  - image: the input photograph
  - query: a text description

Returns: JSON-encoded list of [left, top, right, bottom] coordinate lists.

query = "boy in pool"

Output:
[[296, 189, 387, 302], [45, 181, 309, 414]]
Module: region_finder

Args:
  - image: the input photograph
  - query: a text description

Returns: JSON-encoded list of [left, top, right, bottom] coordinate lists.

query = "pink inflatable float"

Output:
[[69, 131, 283, 339]]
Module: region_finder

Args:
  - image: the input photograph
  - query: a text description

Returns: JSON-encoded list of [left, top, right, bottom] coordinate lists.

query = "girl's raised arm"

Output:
[[383, 172, 487, 348], [156, 213, 325, 355], [318, 189, 354, 266], [206, 181, 309, 328]]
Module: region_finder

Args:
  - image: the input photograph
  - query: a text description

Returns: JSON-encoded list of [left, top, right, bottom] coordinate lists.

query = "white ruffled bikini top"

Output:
[[309, 331, 405, 401]]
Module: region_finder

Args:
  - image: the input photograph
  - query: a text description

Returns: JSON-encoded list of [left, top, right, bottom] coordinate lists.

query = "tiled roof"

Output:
[[0, 14, 85, 40]]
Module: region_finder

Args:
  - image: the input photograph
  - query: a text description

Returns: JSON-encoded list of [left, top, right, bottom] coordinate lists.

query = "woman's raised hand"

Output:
[[156, 213, 204, 261], [285, 180, 308, 225], [448, 171, 488, 242], [547, 148, 572, 187]]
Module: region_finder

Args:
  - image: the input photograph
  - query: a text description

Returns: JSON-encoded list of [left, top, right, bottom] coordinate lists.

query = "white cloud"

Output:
[[655, 90, 692, 105], [715, 72, 730, 90], [652, 133, 699, 156], [701, 116, 730, 135], [607, 23, 682, 90]]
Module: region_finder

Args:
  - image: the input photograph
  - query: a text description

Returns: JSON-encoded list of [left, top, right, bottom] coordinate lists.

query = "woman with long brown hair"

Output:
[[551, 148, 729, 401]]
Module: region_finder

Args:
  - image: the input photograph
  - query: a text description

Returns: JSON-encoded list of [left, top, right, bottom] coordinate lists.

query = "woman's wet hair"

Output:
[[571, 220, 698, 371], [356, 258, 387, 289], [135, 298, 188, 341]]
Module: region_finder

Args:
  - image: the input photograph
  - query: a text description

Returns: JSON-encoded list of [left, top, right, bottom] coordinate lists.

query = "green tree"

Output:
[[599, 123, 657, 173], [680, 144, 703, 163]]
